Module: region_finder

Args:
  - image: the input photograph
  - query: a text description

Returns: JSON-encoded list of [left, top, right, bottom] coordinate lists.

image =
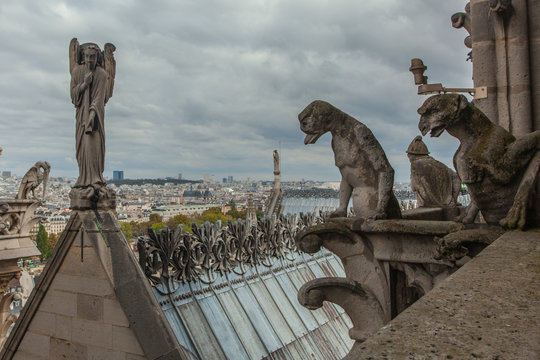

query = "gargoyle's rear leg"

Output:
[[500, 151, 540, 229]]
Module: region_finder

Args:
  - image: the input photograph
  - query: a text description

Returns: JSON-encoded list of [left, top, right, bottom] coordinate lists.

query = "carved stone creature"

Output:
[[68, 38, 117, 211], [418, 94, 540, 229], [407, 136, 461, 208], [299, 100, 401, 219], [69, 38, 116, 187], [16, 162, 50, 200]]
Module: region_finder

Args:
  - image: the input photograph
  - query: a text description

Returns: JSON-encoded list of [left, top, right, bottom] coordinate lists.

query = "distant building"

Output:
[[222, 178, 227, 183], [202, 174, 215, 183], [2, 171, 11, 178], [113, 170, 124, 180], [227, 175, 233, 183], [178, 173, 182, 180]]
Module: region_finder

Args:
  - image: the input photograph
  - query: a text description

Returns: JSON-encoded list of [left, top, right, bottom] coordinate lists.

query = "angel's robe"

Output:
[[70, 64, 107, 187]]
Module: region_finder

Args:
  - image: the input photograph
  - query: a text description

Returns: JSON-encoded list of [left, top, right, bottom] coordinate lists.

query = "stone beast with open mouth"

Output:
[[299, 100, 401, 220], [418, 94, 540, 229]]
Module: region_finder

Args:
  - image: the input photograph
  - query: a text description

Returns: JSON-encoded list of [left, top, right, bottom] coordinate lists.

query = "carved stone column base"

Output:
[[69, 185, 116, 211]]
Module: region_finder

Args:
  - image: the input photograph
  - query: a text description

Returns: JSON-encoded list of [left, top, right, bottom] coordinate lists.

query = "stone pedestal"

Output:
[[69, 185, 116, 211]]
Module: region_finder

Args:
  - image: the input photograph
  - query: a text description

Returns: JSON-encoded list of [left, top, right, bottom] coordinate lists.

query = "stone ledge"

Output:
[[346, 229, 540, 359]]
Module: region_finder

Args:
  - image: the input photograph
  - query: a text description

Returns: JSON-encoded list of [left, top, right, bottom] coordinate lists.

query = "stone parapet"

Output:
[[345, 229, 540, 359]]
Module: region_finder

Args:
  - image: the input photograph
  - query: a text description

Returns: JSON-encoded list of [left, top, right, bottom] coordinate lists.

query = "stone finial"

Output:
[[299, 100, 401, 220]]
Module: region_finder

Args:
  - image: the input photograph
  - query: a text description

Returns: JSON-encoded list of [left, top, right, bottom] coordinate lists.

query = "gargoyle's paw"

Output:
[[370, 212, 387, 220], [462, 212, 476, 224], [500, 202, 526, 230], [330, 209, 347, 218]]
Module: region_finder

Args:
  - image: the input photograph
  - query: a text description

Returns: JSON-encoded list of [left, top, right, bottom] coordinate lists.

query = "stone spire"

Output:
[[264, 150, 283, 216]]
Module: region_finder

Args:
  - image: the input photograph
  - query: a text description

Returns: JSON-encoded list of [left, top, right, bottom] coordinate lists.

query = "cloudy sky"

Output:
[[0, 0, 472, 182]]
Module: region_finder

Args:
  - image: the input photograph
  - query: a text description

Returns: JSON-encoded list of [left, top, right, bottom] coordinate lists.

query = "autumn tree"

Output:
[[198, 207, 232, 225], [166, 214, 192, 232]]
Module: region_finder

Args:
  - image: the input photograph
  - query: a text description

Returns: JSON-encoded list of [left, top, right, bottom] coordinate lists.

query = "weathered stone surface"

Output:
[[103, 298, 129, 327], [15, 162, 50, 200], [347, 230, 540, 359], [299, 100, 401, 220], [71, 318, 112, 349], [112, 325, 144, 355], [49, 338, 87, 360], [17, 332, 49, 358], [77, 293, 103, 321], [68, 38, 117, 211], [407, 136, 461, 208], [39, 290, 77, 317], [418, 94, 540, 229], [0, 211, 189, 360], [26, 311, 55, 337]]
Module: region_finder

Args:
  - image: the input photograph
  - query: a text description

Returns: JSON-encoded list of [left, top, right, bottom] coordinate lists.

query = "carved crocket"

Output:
[[299, 100, 401, 219], [418, 94, 540, 229]]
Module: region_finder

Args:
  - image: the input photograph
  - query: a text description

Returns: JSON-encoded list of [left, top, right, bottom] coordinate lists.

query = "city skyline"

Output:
[[0, 1, 470, 182]]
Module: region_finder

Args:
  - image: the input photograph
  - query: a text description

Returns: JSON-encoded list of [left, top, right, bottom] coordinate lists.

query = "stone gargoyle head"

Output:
[[418, 94, 469, 137], [299, 100, 345, 144]]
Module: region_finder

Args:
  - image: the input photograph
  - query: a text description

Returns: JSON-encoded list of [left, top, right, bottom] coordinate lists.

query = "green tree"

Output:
[[49, 232, 60, 251], [151, 222, 165, 232], [149, 213, 163, 224], [166, 214, 192, 232], [120, 222, 134, 242], [226, 209, 246, 220], [198, 207, 232, 225], [35, 224, 51, 260]]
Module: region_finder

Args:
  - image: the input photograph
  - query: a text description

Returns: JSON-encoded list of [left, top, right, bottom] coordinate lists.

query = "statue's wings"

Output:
[[69, 38, 80, 74], [103, 43, 116, 104]]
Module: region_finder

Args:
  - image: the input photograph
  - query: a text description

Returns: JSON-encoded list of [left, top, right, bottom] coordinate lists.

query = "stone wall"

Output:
[[469, 0, 539, 134]]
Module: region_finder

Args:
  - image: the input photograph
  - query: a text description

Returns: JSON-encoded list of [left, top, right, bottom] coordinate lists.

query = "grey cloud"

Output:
[[1, 0, 470, 182]]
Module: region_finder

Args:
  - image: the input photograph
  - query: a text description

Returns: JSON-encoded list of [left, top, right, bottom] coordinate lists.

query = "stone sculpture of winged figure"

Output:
[[69, 38, 116, 188]]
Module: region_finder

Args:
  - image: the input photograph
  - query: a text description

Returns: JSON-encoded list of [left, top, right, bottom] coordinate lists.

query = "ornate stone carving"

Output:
[[418, 94, 540, 229], [298, 100, 401, 219], [68, 38, 116, 211], [137, 214, 322, 294], [15, 161, 50, 200], [298, 277, 385, 342], [451, 3, 472, 50], [407, 136, 461, 208], [295, 217, 459, 345]]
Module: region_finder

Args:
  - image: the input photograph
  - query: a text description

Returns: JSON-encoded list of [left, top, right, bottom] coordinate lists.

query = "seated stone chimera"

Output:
[[299, 100, 401, 220]]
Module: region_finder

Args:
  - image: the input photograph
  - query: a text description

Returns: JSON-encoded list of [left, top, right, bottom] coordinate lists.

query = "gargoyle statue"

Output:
[[16, 161, 51, 200], [418, 94, 540, 229], [407, 136, 461, 208], [299, 100, 401, 219]]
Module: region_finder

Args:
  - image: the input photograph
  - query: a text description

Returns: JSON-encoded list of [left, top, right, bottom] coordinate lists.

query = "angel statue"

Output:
[[68, 38, 117, 210], [69, 38, 116, 188]]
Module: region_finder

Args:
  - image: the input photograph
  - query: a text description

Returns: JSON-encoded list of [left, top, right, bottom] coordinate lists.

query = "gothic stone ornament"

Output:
[[138, 215, 317, 294], [418, 94, 540, 229], [68, 38, 117, 210], [298, 100, 401, 220], [296, 221, 391, 341], [16, 161, 50, 200], [407, 136, 461, 208]]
